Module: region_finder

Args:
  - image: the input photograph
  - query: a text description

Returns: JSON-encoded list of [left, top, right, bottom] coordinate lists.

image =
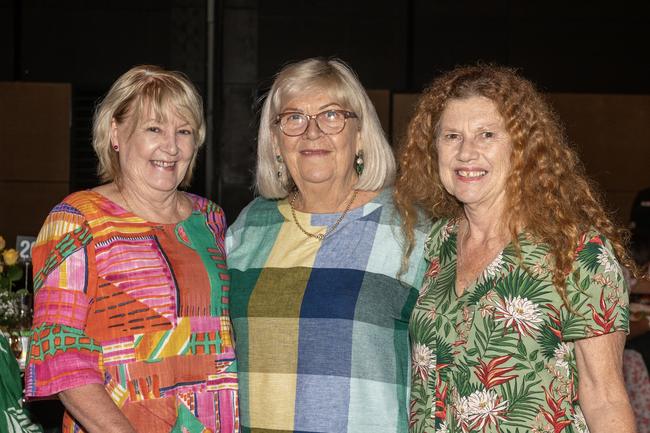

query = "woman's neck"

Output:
[[460, 204, 510, 245], [293, 177, 359, 213], [101, 182, 189, 224]]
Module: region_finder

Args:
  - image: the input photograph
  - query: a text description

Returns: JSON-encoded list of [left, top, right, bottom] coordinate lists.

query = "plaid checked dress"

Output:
[[226, 188, 430, 433], [25, 190, 239, 433]]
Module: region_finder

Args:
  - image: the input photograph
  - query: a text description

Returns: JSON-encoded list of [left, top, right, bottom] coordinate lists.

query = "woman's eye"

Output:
[[147, 126, 161, 133], [444, 133, 461, 141], [177, 129, 192, 135], [481, 131, 495, 139], [287, 114, 304, 123], [324, 110, 339, 120]]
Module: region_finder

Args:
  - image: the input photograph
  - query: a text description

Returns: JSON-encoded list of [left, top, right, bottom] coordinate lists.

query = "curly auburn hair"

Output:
[[394, 64, 634, 302]]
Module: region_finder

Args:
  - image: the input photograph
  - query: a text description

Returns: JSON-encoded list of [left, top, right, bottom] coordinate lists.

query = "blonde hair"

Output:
[[256, 57, 395, 198], [93, 64, 206, 188], [395, 64, 634, 301]]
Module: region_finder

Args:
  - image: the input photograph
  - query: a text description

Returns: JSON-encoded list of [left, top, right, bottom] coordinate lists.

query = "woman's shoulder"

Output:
[[376, 187, 432, 228], [59, 189, 101, 209], [423, 218, 455, 257], [184, 192, 226, 219], [43, 190, 109, 222], [225, 196, 283, 255], [522, 227, 618, 259], [229, 196, 283, 230], [573, 228, 622, 269], [34, 191, 99, 256]]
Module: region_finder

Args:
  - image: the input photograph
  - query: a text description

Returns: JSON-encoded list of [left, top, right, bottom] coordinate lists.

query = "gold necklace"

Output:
[[289, 189, 358, 241]]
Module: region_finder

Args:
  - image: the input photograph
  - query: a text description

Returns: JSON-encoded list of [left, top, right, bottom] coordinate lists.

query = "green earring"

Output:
[[276, 154, 284, 180], [354, 150, 364, 175]]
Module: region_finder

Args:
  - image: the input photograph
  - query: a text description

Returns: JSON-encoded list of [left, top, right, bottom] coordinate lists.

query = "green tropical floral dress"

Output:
[[409, 218, 629, 433]]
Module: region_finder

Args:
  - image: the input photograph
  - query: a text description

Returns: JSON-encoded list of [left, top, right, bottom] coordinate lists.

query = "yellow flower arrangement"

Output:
[[0, 235, 26, 329], [2, 248, 19, 266]]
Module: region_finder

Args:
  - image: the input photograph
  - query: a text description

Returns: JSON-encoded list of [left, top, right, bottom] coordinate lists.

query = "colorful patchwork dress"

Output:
[[226, 188, 431, 433], [409, 218, 630, 433], [25, 190, 238, 433]]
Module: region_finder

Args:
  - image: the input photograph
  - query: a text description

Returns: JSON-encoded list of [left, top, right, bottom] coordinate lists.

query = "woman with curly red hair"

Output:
[[395, 64, 636, 432]]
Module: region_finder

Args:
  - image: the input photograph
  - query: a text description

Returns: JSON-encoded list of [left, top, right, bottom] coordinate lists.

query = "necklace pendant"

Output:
[[316, 233, 325, 241]]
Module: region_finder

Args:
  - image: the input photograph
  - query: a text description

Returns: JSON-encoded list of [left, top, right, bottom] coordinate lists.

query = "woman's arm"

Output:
[[575, 331, 637, 433], [59, 384, 136, 433]]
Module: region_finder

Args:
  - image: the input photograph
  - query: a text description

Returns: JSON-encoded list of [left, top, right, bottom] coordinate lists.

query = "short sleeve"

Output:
[[201, 200, 230, 317], [25, 200, 104, 398], [562, 232, 630, 341]]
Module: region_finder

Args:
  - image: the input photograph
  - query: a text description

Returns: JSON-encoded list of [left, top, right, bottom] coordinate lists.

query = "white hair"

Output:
[[255, 57, 395, 198]]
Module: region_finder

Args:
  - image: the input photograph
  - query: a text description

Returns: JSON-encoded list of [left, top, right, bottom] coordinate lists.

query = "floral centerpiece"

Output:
[[0, 235, 27, 332]]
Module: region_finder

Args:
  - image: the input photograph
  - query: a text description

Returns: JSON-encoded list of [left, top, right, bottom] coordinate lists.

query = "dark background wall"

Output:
[[1, 0, 649, 225]]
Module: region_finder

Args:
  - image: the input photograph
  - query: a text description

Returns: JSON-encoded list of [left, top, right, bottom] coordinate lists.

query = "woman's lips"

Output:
[[299, 149, 331, 156], [455, 169, 487, 181]]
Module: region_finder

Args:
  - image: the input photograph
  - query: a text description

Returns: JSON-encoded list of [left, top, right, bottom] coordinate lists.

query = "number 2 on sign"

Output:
[[18, 239, 35, 261]]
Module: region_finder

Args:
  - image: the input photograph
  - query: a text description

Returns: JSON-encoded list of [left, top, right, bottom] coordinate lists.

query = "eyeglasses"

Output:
[[275, 109, 358, 137]]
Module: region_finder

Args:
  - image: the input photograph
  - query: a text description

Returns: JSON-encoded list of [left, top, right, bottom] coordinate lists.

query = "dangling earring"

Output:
[[113, 145, 119, 151], [354, 150, 364, 175], [276, 154, 285, 181]]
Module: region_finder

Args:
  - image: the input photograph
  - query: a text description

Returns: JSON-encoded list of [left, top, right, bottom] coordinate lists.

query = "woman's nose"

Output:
[[304, 117, 323, 139], [162, 132, 180, 154], [457, 137, 478, 161]]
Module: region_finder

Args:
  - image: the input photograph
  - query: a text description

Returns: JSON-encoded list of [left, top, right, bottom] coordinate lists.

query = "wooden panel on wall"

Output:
[[366, 89, 391, 139], [0, 82, 71, 247], [0, 82, 71, 182], [390, 92, 650, 223], [0, 181, 69, 240], [392, 93, 419, 146], [547, 93, 650, 221]]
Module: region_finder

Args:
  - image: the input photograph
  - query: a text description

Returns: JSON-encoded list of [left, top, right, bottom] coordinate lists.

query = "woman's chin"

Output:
[[126, 179, 182, 195], [295, 172, 337, 186]]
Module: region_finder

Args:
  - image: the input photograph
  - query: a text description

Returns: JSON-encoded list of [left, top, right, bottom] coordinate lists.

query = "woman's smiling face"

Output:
[[111, 104, 197, 196], [274, 90, 359, 190], [435, 95, 513, 212]]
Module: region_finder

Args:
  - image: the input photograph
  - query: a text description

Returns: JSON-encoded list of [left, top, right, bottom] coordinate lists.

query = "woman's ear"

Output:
[[110, 118, 120, 151]]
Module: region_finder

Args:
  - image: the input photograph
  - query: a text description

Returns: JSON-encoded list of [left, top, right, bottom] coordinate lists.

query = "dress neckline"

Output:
[[279, 187, 388, 218], [446, 220, 513, 299], [86, 189, 200, 227]]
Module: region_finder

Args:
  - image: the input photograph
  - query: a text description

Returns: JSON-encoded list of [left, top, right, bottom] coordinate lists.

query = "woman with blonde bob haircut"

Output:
[[93, 65, 206, 188], [227, 57, 431, 432], [396, 64, 636, 432], [26, 65, 238, 433]]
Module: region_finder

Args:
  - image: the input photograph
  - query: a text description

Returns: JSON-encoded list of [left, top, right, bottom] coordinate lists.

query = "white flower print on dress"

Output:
[[440, 221, 455, 243], [494, 296, 543, 336], [597, 244, 617, 275], [412, 343, 435, 382], [571, 407, 589, 433], [466, 389, 509, 430], [553, 342, 573, 372], [482, 252, 504, 280], [453, 394, 472, 431]]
